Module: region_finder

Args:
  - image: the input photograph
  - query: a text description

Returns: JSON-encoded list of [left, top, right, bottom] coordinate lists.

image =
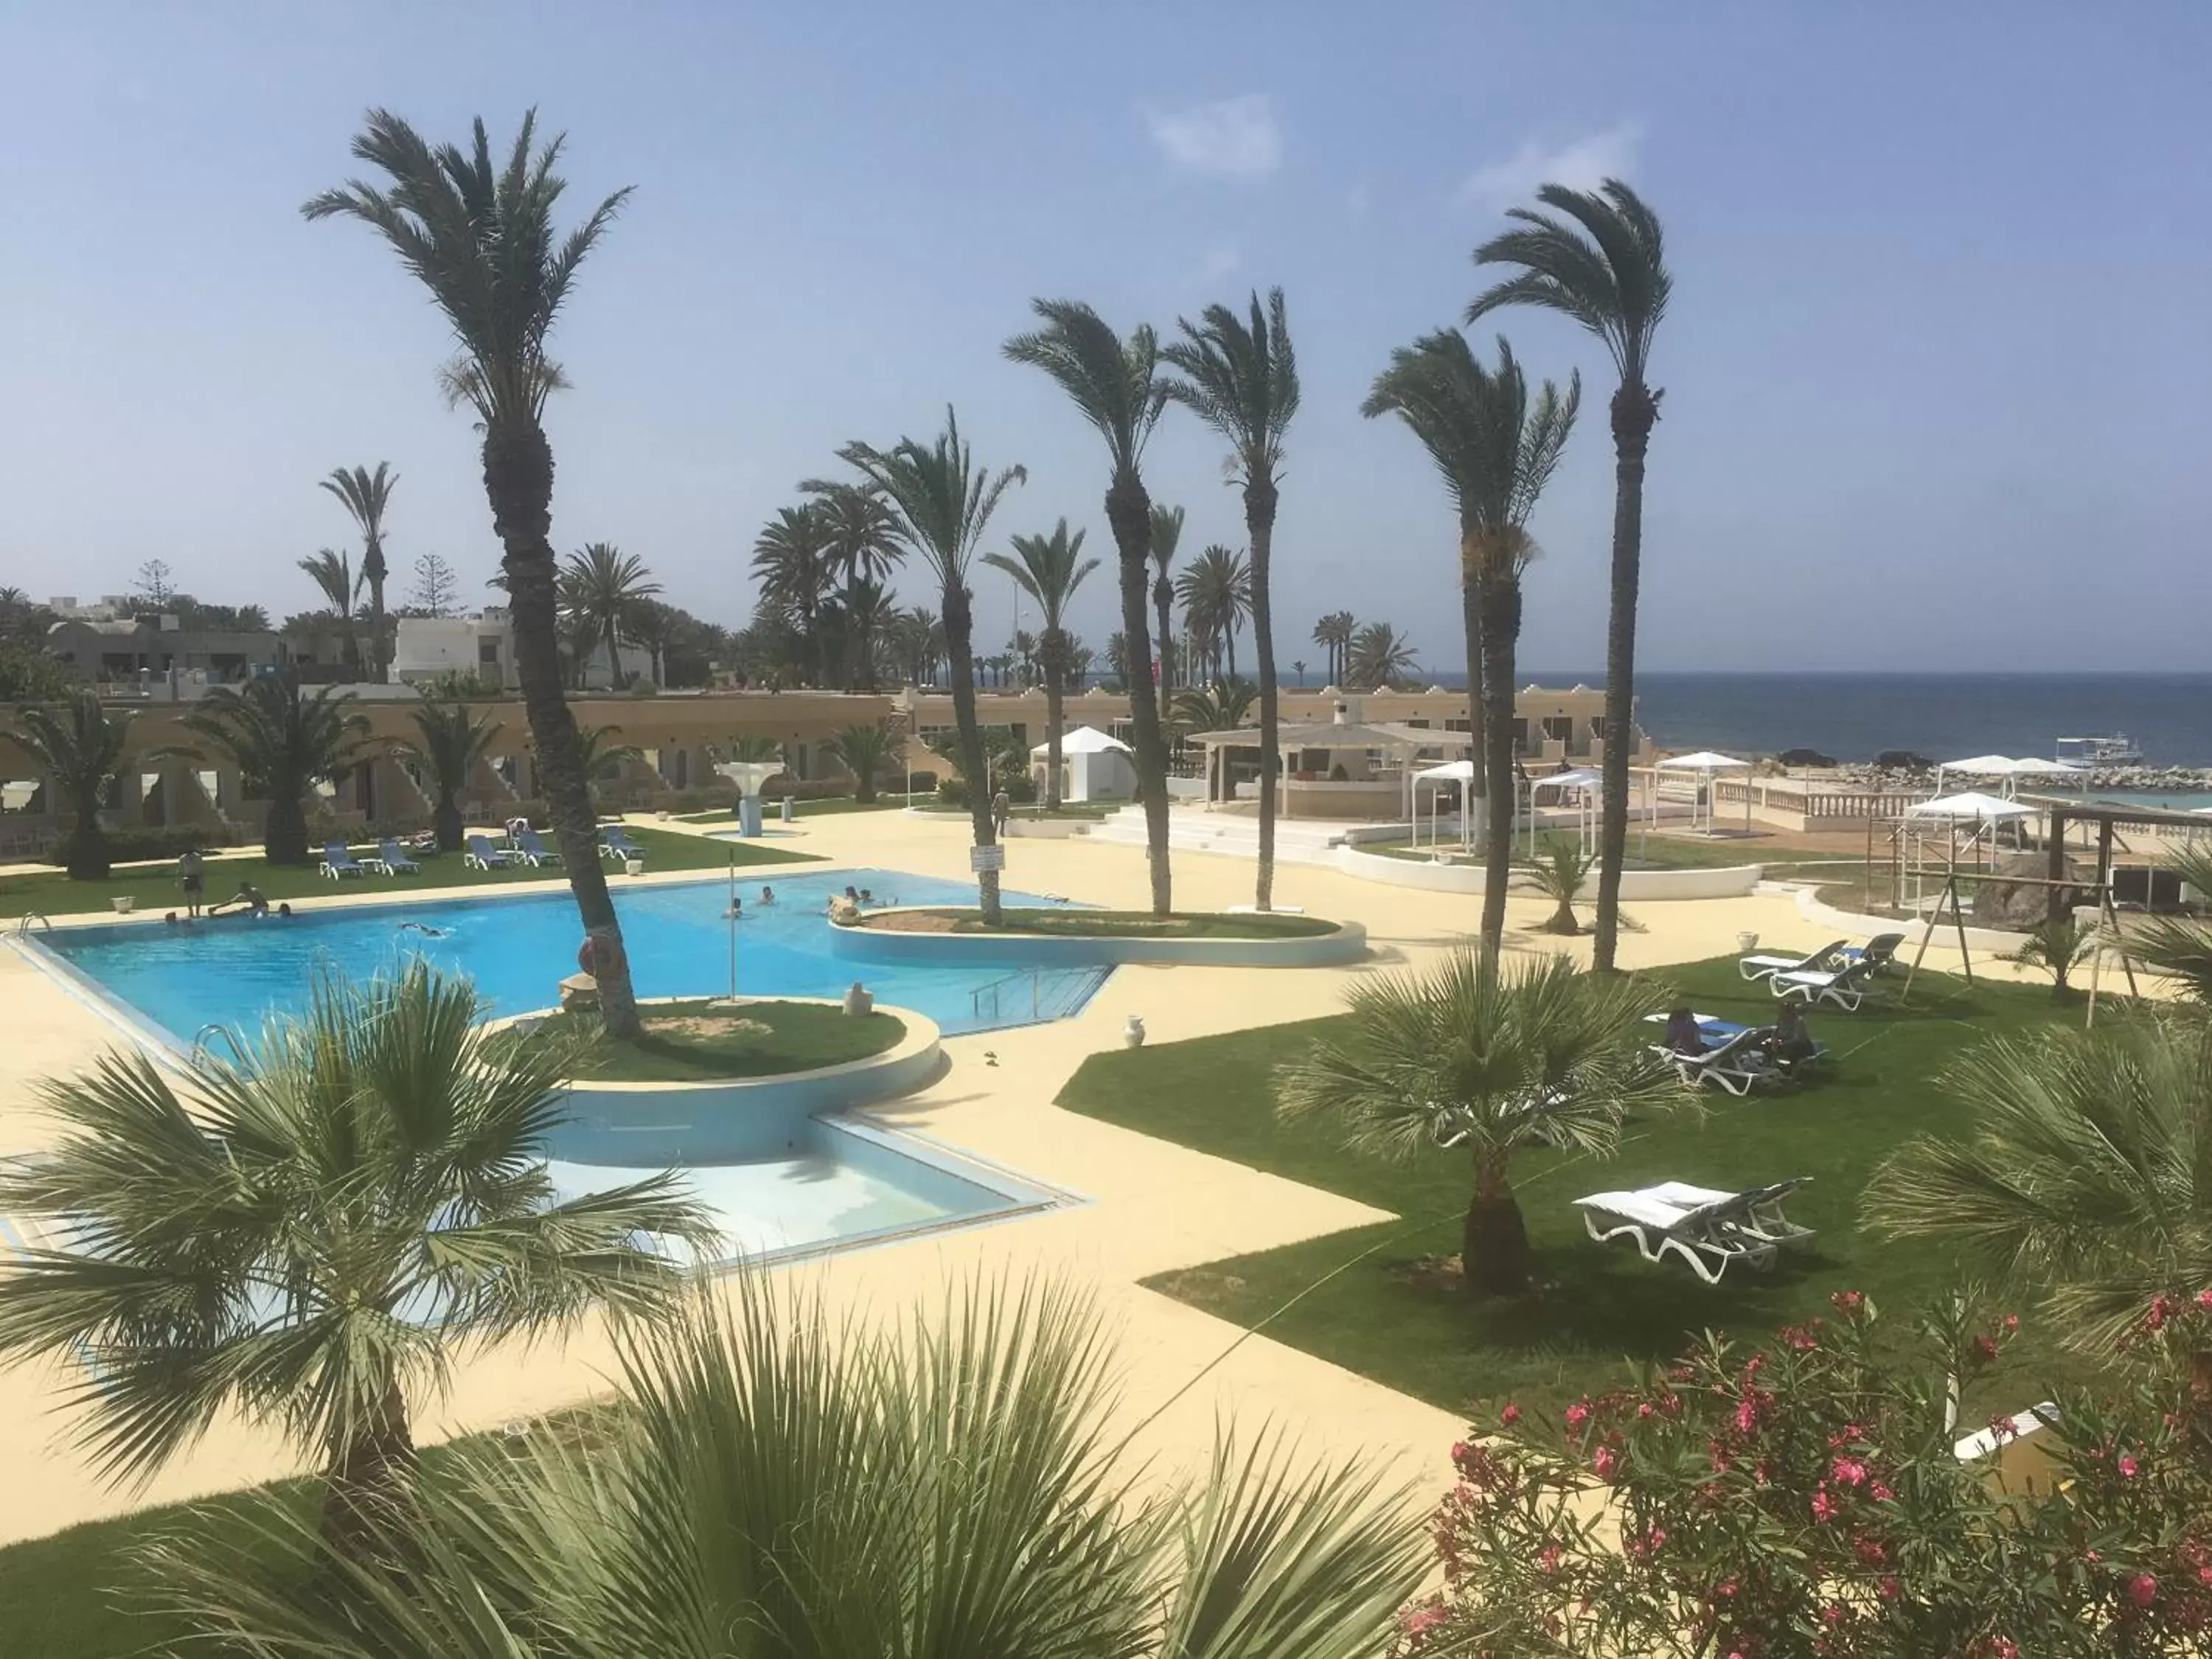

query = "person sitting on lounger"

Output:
[[1764, 1003, 1818, 1067], [1663, 1006, 1705, 1057], [211, 882, 269, 918]]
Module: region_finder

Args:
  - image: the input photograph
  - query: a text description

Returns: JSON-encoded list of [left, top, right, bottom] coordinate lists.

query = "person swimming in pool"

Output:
[[758, 886, 776, 905], [397, 921, 451, 938], [858, 887, 874, 905], [724, 896, 743, 919]]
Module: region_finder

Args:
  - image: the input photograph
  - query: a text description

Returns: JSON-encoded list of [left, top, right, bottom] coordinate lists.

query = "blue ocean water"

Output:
[[1506, 672, 2212, 768]]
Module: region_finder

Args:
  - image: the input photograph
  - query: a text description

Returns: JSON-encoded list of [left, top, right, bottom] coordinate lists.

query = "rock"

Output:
[[1875, 750, 1935, 773], [1972, 851, 2092, 930], [1778, 747, 1838, 769]]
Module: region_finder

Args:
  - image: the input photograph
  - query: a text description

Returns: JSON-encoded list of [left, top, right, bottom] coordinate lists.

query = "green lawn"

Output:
[[1366, 833, 1860, 877], [544, 998, 904, 1082], [874, 907, 1340, 940], [1057, 954, 2100, 1419], [0, 826, 818, 920]]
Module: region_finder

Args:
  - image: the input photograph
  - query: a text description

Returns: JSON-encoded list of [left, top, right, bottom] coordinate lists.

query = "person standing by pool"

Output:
[[176, 847, 204, 919], [992, 787, 1011, 837]]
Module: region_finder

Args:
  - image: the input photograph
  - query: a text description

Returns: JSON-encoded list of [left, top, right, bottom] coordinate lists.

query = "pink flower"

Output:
[[2118, 1453, 2140, 1479], [1593, 1444, 1618, 1479], [1987, 1641, 2020, 1659], [1735, 1397, 1759, 1434], [1879, 1575, 1902, 1601], [1538, 1542, 1563, 1574], [1712, 1578, 1739, 1601], [1831, 1455, 1869, 1487], [2195, 1288, 2212, 1312], [1399, 1601, 1447, 1637], [1972, 1334, 1998, 1363], [2004, 1312, 2021, 1331], [1821, 1601, 1847, 1625], [2128, 1573, 2158, 1607], [1564, 1397, 1593, 1432], [1871, 1481, 1895, 1502], [1812, 1485, 1837, 1523], [1832, 1289, 1865, 1313], [1500, 1402, 1521, 1426]]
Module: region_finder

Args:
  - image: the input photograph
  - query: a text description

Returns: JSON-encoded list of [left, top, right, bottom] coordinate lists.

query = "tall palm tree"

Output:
[[832, 408, 1023, 922], [1310, 610, 1355, 686], [1866, 1015, 2212, 1399], [1347, 621, 1417, 690], [1149, 501, 1185, 695], [6, 692, 138, 879], [176, 672, 371, 864], [563, 543, 659, 689], [159, 1276, 1427, 1657], [810, 481, 905, 585], [320, 462, 398, 683], [1470, 179, 1671, 973], [622, 596, 679, 687], [406, 698, 501, 850], [821, 574, 899, 692], [751, 504, 835, 686], [1281, 949, 1672, 1297], [984, 519, 1099, 810], [1363, 331, 1580, 950], [297, 547, 362, 675], [1175, 545, 1253, 681], [1169, 678, 1259, 734], [1164, 288, 1299, 912], [826, 720, 899, 804], [0, 963, 709, 1559], [306, 108, 647, 1035], [1004, 299, 1175, 916]]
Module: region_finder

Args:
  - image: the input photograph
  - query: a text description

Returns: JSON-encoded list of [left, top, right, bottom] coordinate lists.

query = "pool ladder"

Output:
[[191, 1023, 247, 1069], [13, 912, 51, 936], [968, 964, 1107, 1026]]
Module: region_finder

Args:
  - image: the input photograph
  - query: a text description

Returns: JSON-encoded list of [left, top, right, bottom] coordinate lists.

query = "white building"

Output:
[[393, 611, 516, 688], [1031, 724, 1136, 802]]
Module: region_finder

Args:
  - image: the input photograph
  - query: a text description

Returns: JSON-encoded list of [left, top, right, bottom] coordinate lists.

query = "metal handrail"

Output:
[[13, 912, 52, 936], [192, 1023, 246, 1067]]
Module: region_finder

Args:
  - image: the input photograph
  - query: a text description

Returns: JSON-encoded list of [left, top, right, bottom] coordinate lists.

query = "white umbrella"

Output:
[[1655, 751, 1750, 771], [1653, 751, 1750, 835]]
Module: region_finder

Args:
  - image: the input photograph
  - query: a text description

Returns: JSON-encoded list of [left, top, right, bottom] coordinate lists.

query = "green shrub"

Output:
[[936, 776, 969, 809], [47, 824, 234, 866]]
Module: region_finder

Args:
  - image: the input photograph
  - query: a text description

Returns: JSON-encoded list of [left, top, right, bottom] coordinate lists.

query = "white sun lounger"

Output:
[[1739, 939, 1847, 983], [1648, 1026, 1781, 1096], [1770, 957, 1879, 1012], [1576, 1178, 1814, 1285], [1639, 1180, 1815, 1249]]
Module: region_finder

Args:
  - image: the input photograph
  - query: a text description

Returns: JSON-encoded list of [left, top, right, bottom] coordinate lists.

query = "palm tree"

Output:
[[6, 692, 138, 879], [1470, 179, 1671, 973], [1004, 299, 1175, 916], [826, 720, 900, 804], [1291, 658, 1307, 686], [176, 672, 371, 864], [297, 547, 363, 674], [1164, 289, 1299, 913], [1363, 331, 1580, 951], [751, 504, 835, 686], [623, 596, 680, 687], [811, 481, 905, 585], [1310, 610, 1355, 686], [984, 519, 1099, 810], [821, 574, 900, 692], [2000, 915, 2100, 1003], [159, 1274, 1427, 1657], [832, 408, 1023, 922], [1149, 501, 1185, 695], [1347, 621, 1417, 689], [1280, 949, 1673, 1297], [1866, 1015, 2212, 1397], [2133, 844, 2212, 1006], [306, 108, 647, 1036], [1175, 545, 1252, 684], [563, 543, 659, 689], [1170, 678, 1259, 734], [320, 462, 398, 683], [1523, 834, 1596, 935], [406, 698, 500, 851], [0, 963, 710, 1560]]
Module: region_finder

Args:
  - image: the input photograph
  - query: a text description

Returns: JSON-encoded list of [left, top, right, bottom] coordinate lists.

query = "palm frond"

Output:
[[1003, 299, 1166, 476]]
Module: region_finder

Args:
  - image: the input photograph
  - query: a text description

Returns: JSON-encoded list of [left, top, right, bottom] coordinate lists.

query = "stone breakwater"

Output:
[[1819, 762, 2212, 794]]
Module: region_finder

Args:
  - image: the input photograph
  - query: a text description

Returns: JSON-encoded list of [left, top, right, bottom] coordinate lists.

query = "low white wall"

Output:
[[1003, 818, 1089, 839], [1784, 883, 2029, 953], [1333, 844, 1763, 900], [829, 913, 1368, 968]]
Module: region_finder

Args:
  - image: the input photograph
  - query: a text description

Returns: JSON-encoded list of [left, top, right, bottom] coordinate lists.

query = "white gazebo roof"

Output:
[[1032, 725, 1130, 757], [1537, 766, 1604, 790], [1655, 751, 1749, 771], [1998, 757, 2085, 777], [1186, 719, 1469, 753], [1938, 754, 2020, 776], [1907, 790, 2034, 821], [1413, 759, 1476, 783]]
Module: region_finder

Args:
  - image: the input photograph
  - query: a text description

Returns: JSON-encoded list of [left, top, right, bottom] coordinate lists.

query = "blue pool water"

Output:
[[37, 866, 1109, 1046]]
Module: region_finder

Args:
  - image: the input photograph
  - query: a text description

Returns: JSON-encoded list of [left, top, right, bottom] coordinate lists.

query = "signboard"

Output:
[[970, 843, 1006, 873]]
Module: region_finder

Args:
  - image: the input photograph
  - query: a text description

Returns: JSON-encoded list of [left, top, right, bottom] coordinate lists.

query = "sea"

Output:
[[1503, 672, 2212, 770]]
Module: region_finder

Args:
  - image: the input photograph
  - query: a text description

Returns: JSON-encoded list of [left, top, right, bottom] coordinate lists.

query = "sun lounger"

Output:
[[1839, 932, 1907, 974], [1649, 1025, 1782, 1096], [465, 833, 520, 871], [599, 825, 644, 860], [1770, 957, 1879, 1012], [1638, 1179, 1815, 1249], [366, 838, 421, 875], [514, 827, 561, 867], [1738, 939, 1847, 983], [319, 841, 366, 880], [1575, 1187, 1774, 1285]]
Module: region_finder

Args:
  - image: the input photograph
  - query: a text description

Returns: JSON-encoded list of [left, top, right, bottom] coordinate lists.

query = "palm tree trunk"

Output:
[[482, 417, 642, 1037], [433, 790, 464, 853], [1248, 481, 1280, 912], [1591, 384, 1658, 975], [1459, 537, 1488, 852], [1480, 574, 1522, 953], [1153, 574, 1175, 699], [1464, 1150, 1532, 1298], [1043, 630, 1065, 812], [265, 782, 310, 866], [1107, 471, 1172, 916], [1225, 627, 1238, 684], [365, 554, 389, 685], [319, 1367, 416, 1562], [63, 782, 112, 880], [942, 580, 1002, 925]]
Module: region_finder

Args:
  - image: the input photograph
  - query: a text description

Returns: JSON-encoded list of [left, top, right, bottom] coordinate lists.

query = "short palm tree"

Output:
[[1310, 610, 1355, 686], [2000, 914, 2101, 1002], [6, 692, 138, 879], [563, 543, 659, 689], [159, 1276, 1427, 1657], [1470, 178, 1671, 973], [2133, 844, 2212, 1007], [823, 574, 899, 691], [320, 462, 399, 683], [1280, 949, 1673, 1297], [1149, 501, 1185, 696], [826, 720, 899, 804], [1865, 1014, 2212, 1391], [1523, 834, 1596, 935], [0, 963, 710, 1559], [175, 672, 371, 864], [751, 504, 835, 686], [1170, 678, 1259, 735], [406, 698, 501, 850], [297, 547, 363, 675], [1347, 620, 1417, 689], [1363, 330, 1580, 953], [1004, 299, 1175, 916], [1176, 544, 1253, 683], [1164, 288, 1298, 913], [306, 108, 646, 1035], [984, 519, 1100, 809], [832, 408, 1023, 922]]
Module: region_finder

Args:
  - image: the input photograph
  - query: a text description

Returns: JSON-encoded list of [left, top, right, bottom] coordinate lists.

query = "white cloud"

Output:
[[1459, 124, 1640, 209], [1144, 95, 1281, 178]]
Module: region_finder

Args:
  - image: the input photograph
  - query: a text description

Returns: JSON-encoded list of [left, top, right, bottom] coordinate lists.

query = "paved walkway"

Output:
[[0, 808, 2001, 1544]]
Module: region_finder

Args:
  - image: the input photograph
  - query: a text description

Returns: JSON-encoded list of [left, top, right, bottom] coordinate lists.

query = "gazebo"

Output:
[[1933, 754, 2087, 799], [1411, 759, 1477, 851], [1183, 709, 1469, 821], [1650, 751, 1752, 836], [1029, 725, 1134, 803]]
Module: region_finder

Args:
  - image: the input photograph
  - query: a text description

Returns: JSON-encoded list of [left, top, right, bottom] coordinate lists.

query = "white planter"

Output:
[[1737, 931, 1759, 953], [111, 896, 135, 914], [1123, 1015, 1147, 1049], [625, 858, 645, 876]]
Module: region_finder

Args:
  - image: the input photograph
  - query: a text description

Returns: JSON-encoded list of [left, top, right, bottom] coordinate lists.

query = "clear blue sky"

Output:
[[3, 1, 2207, 672]]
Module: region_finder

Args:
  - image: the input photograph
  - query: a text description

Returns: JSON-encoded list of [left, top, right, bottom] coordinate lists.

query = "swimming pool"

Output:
[[33, 866, 1110, 1048]]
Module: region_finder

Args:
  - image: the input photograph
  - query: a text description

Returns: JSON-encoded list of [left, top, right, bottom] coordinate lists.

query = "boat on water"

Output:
[[2056, 734, 2145, 766]]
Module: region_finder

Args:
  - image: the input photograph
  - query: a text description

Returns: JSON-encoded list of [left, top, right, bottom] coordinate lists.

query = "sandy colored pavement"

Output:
[[0, 807, 2011, 1545]]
